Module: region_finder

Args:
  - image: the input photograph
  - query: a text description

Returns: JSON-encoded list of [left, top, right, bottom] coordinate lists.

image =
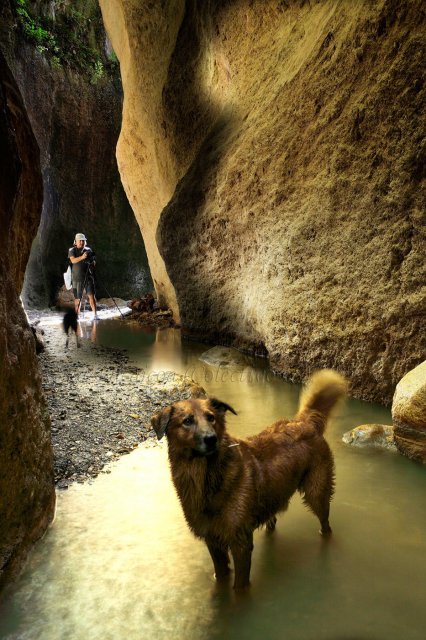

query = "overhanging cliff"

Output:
[[101, 0, 425, 403]]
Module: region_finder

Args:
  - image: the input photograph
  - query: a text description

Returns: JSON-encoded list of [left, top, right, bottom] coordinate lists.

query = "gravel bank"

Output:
[[31, 311, 199, 489]]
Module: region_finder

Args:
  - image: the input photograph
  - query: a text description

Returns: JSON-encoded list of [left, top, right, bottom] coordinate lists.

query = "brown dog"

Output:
[[151, 369, 347, 589]]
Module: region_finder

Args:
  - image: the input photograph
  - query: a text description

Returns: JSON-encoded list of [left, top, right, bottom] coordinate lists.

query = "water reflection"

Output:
[[1, 324, 425, 640], [77, 318, 97, 343]]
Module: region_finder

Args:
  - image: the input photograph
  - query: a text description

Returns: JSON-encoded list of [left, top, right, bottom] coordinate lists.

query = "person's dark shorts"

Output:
[[73, 277, 96, 300]]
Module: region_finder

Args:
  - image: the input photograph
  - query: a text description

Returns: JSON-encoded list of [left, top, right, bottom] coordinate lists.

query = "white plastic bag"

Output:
[[63, 265, 72, 290]]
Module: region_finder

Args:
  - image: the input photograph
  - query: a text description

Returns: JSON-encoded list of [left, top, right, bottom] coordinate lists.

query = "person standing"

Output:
[[68, 233, 97, 317]]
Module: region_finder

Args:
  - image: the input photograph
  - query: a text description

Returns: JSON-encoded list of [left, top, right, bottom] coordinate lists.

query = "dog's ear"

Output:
[[209, 398, 237, 416], [151, 406, 174, 440]]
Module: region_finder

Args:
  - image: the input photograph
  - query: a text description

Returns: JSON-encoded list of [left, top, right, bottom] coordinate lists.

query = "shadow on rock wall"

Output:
[[0, 4, 152, 309], [17, 53, 153, 308], [158, 111, 249, 339], [153, 0, 426, 403], [0, 49, 55, 591]]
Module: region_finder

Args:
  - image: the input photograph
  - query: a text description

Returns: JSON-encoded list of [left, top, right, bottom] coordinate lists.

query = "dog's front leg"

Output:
[[230, 530, 253, 589], [205, 536, 231, 581]]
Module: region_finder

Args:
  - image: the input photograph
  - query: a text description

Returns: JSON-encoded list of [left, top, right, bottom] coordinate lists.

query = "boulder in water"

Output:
[[392, 361, 426, 464]]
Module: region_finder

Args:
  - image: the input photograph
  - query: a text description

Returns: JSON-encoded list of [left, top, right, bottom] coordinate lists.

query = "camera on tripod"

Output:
[[85, 250, 96, 265]]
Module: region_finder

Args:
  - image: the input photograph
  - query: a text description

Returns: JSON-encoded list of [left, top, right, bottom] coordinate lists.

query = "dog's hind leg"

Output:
[[205, 536, 231, 581], [300, 465, 334, 537], [230, 530, 254, 589]]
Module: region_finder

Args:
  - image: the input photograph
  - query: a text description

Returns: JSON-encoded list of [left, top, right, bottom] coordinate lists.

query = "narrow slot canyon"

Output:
[[0, 2, 425, 638]]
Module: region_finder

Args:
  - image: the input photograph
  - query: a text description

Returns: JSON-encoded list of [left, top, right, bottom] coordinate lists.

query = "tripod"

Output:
[[77, 263, 95, 317], [94, 271, 125, 319], [78, 263, 125, 320]]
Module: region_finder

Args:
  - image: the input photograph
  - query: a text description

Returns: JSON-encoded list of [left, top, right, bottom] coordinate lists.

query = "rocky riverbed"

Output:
[[31, 309, 200, 489]]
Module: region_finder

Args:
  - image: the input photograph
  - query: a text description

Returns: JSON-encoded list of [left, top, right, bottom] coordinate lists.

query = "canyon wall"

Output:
[[101, 0, 425, 403], [99, 0, 185, 314], [0, 50, 55, 590], [0, 1, 152, 308]]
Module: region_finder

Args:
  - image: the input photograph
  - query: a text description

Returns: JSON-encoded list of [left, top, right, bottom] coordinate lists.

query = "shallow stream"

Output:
[[1, 319, 425, 640]]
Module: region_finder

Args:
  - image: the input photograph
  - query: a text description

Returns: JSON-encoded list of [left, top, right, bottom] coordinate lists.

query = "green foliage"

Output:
[[12, 0, 115, 84], [16, 0, 56, 51], [90, 59, 104, 85]]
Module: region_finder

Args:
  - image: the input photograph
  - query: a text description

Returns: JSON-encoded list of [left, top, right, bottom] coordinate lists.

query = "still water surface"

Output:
[[1, 319, 425, 640]]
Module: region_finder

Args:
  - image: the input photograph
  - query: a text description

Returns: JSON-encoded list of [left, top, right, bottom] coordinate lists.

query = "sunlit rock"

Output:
[[392, 361, 426, 464], [342, 424, 396, 451], [101, 0, 425, 403], [99, 0, 185, 318]]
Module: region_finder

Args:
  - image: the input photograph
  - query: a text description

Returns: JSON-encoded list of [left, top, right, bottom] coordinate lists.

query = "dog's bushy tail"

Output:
[[296, 369, 347, 434]]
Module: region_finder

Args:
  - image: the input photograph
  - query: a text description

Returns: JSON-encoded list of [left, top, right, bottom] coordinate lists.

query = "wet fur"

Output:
[[63, 309, 79, 348], [151, 370, 347, 589]]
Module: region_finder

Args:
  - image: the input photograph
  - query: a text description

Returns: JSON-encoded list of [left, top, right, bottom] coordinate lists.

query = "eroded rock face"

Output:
[[101, 0, 425, 403], [99, 0, 186, 315], [0, 3, 152, 308], [0, 51, 55, 591], [392, 361, 426, 464]]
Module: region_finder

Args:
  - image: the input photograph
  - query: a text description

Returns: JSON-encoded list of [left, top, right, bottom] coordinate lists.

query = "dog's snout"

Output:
[[203, 434, 217, 448]]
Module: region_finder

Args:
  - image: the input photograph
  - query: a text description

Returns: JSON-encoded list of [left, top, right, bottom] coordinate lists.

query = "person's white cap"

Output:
[[75, 233, 87, 241]]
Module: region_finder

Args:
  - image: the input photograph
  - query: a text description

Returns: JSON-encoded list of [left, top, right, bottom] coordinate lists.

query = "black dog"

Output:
[[63, 309, 79, 348]]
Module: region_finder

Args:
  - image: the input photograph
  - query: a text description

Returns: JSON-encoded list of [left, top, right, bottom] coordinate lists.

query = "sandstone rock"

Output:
[[56, 287, 130, 310], [99, 0, 184, 317], [56, 285, 75, 307], [130, 294, 155, 312], [392, 361, 426, 464], [0, 51, 55, 591], [130, 310, 175, 328], [101, 0, 426, 403], [342, 424, 396, 451]]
